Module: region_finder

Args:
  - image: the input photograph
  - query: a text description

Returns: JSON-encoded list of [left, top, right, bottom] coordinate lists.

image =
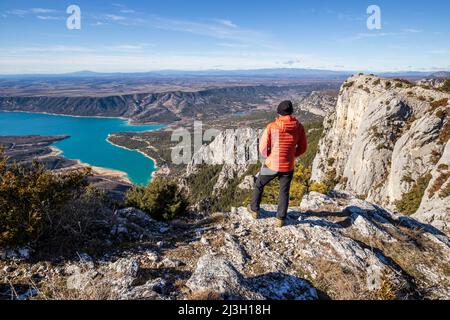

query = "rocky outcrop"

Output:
[[2, 192, 450, 300], [186, 128, 262, 193], [416, 78, 446, 90], [295, 91, 337, 117], [312, 74, 450, 231], [186, 254, 317, 300]]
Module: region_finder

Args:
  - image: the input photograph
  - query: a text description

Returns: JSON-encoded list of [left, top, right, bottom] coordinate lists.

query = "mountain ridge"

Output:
[[1, 68, 448, 80]]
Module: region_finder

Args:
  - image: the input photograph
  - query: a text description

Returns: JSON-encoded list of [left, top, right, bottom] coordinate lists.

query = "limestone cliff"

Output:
[[312, 74, 450, 233], [186, 128, 262, 193], [295, 91, 337, 117]]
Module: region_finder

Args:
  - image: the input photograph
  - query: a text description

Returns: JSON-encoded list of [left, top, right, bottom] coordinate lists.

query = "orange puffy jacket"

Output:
[[259, 115, 308, 172]]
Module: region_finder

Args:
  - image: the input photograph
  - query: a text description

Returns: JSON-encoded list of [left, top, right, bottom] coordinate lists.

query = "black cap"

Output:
[[277, 100, 294, 116]]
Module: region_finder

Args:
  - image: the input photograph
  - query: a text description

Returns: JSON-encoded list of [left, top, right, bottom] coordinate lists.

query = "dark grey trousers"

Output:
[[250, 166, 294, 219]]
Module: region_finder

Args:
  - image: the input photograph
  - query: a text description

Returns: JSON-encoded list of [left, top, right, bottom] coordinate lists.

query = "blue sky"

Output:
[[0, 0, 449, 74]]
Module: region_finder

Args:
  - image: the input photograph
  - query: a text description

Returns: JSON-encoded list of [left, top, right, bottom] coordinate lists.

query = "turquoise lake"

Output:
[[0, 111, 165, 185]]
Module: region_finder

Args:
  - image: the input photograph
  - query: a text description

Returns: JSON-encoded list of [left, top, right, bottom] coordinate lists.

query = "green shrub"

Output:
[[395, 174, 432, 215], [0, 149, 112, 256], [393, 78, 414, 87], [126, 177, 188, 221], [401, 175, 415, 184], [309, 182, 328, 194], [343, 81, 355, 89]]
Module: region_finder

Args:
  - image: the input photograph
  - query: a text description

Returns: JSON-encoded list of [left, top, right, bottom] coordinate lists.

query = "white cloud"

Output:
[[37, 15, 63, 21], [105, 14, 126, 21], [6, 9, 28, 16], [214, 19, 237, 28], [91, 21, 108, 26], [7, 8, 57, 16], [30, 8, 57, 14], [150, 16, 274, 49], [401, 28, 423, 33]]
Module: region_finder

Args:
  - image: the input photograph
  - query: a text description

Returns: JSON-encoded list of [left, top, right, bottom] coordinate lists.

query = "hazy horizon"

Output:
[[0, 67, 449, 77]]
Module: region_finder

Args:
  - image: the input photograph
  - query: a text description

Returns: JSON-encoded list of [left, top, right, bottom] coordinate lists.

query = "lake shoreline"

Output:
[[0, 110, 164, 185], [106, 135, 160, 181], [50, 145, 132, 185]]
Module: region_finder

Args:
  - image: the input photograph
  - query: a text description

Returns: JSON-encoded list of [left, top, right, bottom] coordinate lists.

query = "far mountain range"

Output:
[[1, 68, 449, 80]]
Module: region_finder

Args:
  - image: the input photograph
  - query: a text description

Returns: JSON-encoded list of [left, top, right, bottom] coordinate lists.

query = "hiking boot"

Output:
[[276, 218, 286, 228], [247, 205, 259, 219]]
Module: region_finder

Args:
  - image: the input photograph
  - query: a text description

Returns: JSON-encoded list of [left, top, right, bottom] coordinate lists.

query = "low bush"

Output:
[[0, 149, 113, 256], [126, 177, 188, 221], [395, 174, 432, 215], [343, 81, 355, 89], [309, 182, 329, 194]]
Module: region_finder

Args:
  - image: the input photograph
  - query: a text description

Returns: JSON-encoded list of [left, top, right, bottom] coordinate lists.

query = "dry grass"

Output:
[[438, 121, 450, 145], [310, 258, 366, 300], [34, 264, 117, 300], [430, 98, 449, 110], [370, 274, 397, 300], [186, 289, 222, 300], [428, 171, 450, 198]]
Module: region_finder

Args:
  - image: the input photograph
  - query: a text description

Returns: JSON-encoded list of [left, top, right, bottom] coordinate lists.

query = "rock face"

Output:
[[416, 78, 446, 90], [186, 254, 317, 300], [296, 91, 337, 117], [311, 74, 450, 232], [187, 128, 262, 192]]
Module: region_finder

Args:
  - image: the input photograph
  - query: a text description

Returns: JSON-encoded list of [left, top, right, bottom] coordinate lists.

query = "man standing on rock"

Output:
[[247, 101, 308, 227]]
